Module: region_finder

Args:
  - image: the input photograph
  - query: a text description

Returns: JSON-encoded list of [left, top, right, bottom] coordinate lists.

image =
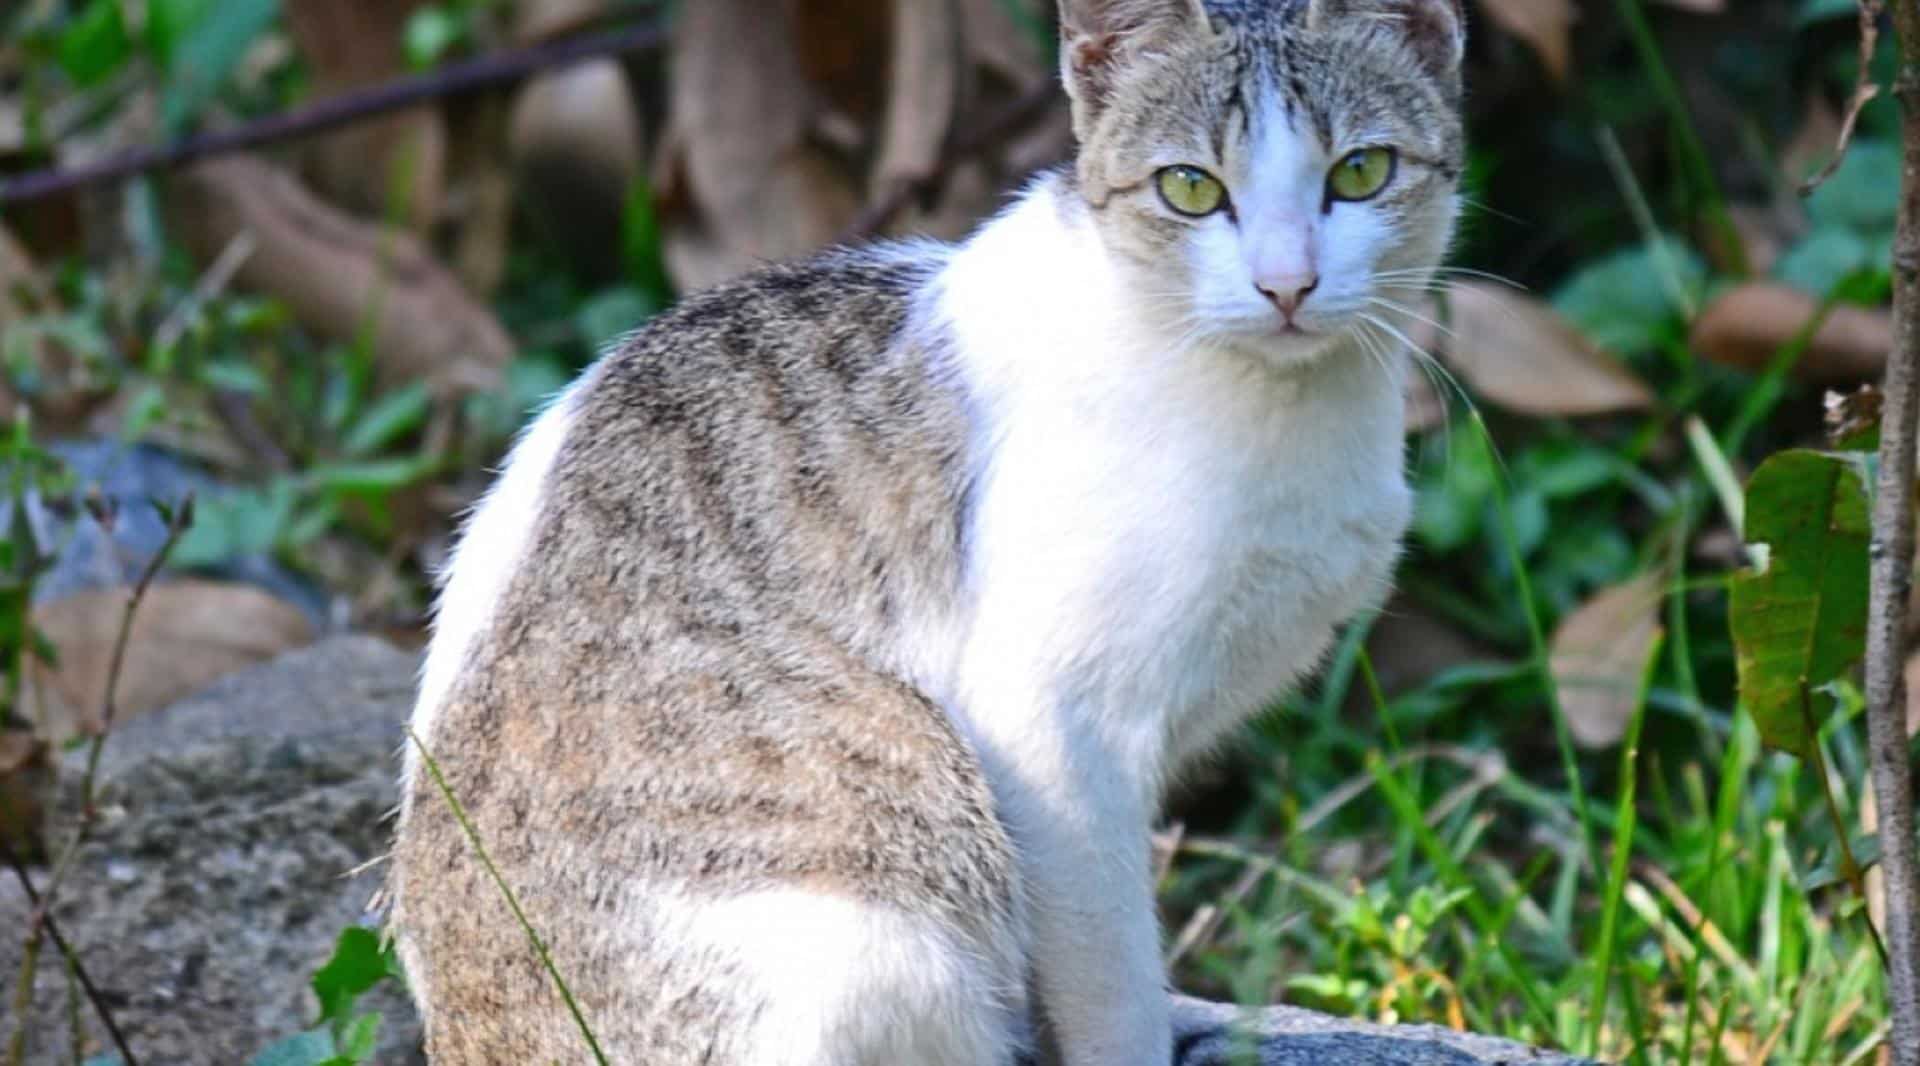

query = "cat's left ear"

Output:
[[1058, 0, 1213, 134], [1311, 0, 1466, 80]]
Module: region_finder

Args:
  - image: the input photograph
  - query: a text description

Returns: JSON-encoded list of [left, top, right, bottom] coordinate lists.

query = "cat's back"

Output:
[[390, 245, 1021, 1064]]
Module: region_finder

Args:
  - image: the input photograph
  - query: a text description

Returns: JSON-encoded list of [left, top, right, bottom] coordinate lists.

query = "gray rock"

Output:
[[0, 636, 1590, 1066], [0, 635, 423, 1066], [1168, 996, 1592, 1065]]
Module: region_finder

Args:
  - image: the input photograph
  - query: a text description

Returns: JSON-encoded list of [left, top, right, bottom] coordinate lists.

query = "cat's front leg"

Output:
[[997, 737, 1172, 1066]]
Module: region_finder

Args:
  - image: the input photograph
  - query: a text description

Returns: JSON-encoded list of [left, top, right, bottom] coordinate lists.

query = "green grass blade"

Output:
[[1585, 631, 1664, 1058], [407, 729, 610, 1066], [1469, 411, 1602, 884]]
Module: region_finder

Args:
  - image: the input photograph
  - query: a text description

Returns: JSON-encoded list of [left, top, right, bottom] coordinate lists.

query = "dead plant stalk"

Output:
[[6, 496, 191, 1066]]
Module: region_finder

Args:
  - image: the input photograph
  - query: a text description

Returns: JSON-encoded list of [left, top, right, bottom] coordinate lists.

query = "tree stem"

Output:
[[1866, 5, 1920, 1063]]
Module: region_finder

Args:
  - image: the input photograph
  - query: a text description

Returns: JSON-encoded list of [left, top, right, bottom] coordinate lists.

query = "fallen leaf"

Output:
[[1705, 203, 1793, 277], [1825, 385, 1882, 451], [514, 0, 611, 42], [165, 154, 511, 394], [0, 730, 50, 860], [25, 579, 315, 744], [508, 59, 643, 281], [1550, 574, 1665, 748], [1473, 0, 1575, 82], [658, 0, 862, 290], [1405, 371, 1446, 434], [285, 0, 445, 228], [1439, 281, 1656, 416], [872, 0, 961, 193], [1691, 282, 1890, 382]]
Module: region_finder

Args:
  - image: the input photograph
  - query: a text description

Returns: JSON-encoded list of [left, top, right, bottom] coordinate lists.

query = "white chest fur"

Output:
[[933, 182, 1411, 800]]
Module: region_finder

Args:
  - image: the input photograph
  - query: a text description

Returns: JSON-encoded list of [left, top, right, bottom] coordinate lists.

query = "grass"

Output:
[[1161, 425, 1891, 1060]]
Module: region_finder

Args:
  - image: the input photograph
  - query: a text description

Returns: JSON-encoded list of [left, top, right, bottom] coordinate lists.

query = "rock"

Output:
[[1167, 996, 1593, 1065], [0, 636, 423, 1065], [0, 636, 1588, 1066]]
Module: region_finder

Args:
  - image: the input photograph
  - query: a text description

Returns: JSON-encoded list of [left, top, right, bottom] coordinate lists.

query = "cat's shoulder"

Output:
[[599, 242, 953, 378]]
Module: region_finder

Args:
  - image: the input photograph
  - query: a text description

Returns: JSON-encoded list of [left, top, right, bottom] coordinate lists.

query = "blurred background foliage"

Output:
[[0, 0, 1910, 1062]]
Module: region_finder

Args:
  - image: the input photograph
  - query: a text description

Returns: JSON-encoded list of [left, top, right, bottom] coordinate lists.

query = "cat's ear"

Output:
[[1310, 0, 1465, 79], [1058, 0, 1213, 129]]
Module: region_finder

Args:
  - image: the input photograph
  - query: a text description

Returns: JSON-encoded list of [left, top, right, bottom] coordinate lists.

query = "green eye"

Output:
[[1155, 165, 1227, 217], [1327, 147, 1397, 203]]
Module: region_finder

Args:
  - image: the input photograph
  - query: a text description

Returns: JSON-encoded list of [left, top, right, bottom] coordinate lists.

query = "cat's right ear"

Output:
[[1058, 0, 1212, 135]]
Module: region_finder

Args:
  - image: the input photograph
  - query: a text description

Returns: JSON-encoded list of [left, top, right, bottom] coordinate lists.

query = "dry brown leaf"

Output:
[[1441, 281, 1656, 415], [509, 59, 643, 280], [1473, 0, 1575, 82], [1405, 371, 1446, 434], [25, 580, 314, 744], [1550, 574, 1665, 749], [285, 0, 445, 228], [659, 0, 862, 291], [1691, 282, 1890, 382], [165, 154, 511, 394], [872, 0, 961, 192], [960, 0, 1049, 89], [515, 0, 612, 42], [0, 730, 51, 860]]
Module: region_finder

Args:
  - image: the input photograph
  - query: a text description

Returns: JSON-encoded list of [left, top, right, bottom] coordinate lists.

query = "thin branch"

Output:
[[0, 837, 137, 1066], [1865, 2, 1920, 1063], [1801, 0, 1885, 196], [10, 496, 192, 1066], [0, 21, 667, 207], [844, 81, 1061, 240]]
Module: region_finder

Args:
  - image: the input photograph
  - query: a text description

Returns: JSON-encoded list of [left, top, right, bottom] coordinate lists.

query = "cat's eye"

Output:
[[1156, 165, 1227, 217], [1326, 147, 1397, 203]]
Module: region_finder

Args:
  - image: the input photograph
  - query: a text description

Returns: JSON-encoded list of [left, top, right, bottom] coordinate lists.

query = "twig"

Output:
[[1865, 3, 1920, 1063], [10, 496, 191, 1066], [0, 837, 137, 1066], [1802, 1, 1886, 196], [0, 21, 667, 206], [844, 81, 1061, 239]]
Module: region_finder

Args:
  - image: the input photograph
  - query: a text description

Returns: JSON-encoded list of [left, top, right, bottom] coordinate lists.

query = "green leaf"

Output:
[[145, 0, 212, 69], [1728, 449, 1871, 755], [621, 176, 674, 307], [1798, 0, 1858, 23], [170, 481, 298, 568], [58, 0, 132, 88], [306, 456, 438, 496], [577, 285, 660, 352], [161, 0, 281, 134], [340, 383, 431, 458], [336, 1013, 381, 1061], [311, 928, 389, 1028], [247, 1028, 336, 1066], [1774, 227, 1873, 297], [1553, 236, 1707, 356], [403, 6, 463, 70], [1806, 140, 1900, 239]]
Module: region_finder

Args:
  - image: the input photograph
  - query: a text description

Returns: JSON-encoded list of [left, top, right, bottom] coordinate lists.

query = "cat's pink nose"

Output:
[[1256, 274, 1319, 319]]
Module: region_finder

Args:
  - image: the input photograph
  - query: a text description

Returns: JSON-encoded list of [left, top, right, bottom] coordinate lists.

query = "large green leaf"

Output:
[[160, 0, 281, 134], [1728, 449, 1871, 755]]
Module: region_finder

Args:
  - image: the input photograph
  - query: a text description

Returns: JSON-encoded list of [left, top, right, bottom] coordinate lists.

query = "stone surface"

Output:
[[0, 636, 1590, 1065], [1168, 997, 1592, 1065], [0, 636, 423, 1065]]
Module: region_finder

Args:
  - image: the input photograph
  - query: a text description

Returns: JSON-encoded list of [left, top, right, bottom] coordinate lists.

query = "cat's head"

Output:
[[1060, 0, 1465, 368]]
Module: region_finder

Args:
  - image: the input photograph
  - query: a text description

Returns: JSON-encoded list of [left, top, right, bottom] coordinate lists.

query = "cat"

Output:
[[388, 0, 1465, 1062]]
